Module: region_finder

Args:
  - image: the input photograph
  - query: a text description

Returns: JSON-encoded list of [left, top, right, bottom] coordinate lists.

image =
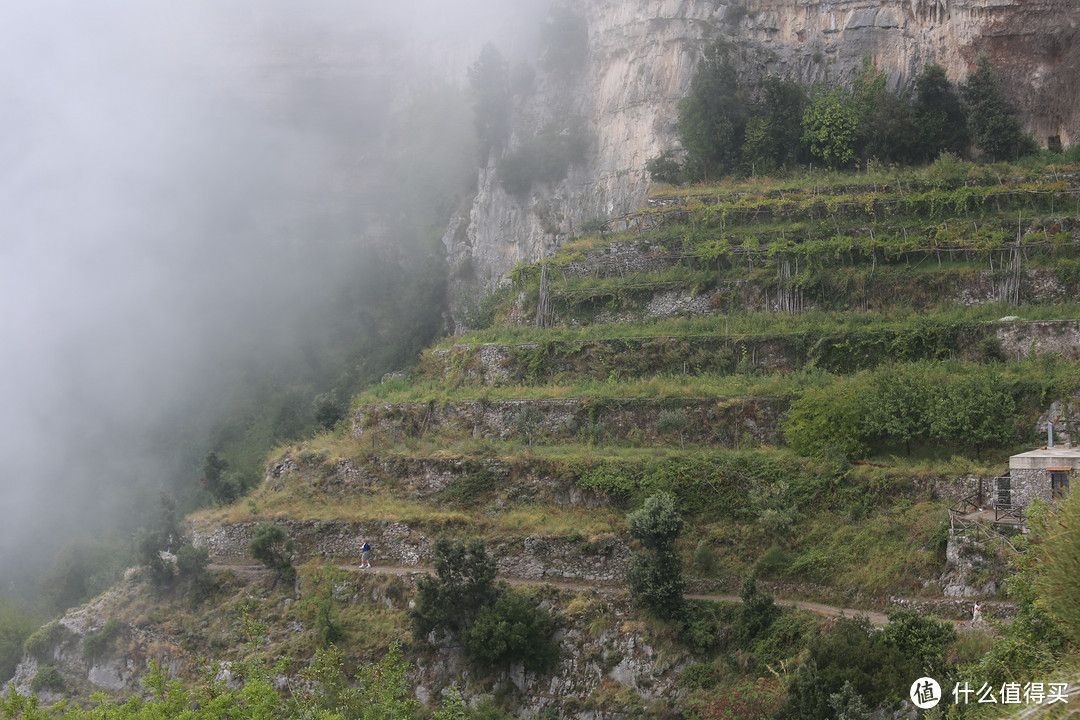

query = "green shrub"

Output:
[[297, 563, 346, 648], [755, 545, 790, 577], [514, 405, 545, 446], [880, 608, 956, 675], [783, 376, 871, 459], [82, 619, 120, 661], [248, 523, 295, 581], [646, 150, 683, 184], [463, 589, 559, 671], [439, 467, 496, 508], [692, 540, 717, 575], [678, 663, 719, 689], [782, 616, 926, 718], [30, 665, 64, 693], [656, 409, 688, 448], [680, 601, 728, 654], [23, 623, 68, 662]]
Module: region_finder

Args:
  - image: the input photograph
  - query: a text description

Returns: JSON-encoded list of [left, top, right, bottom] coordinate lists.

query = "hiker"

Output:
[[972, 601, 982, 625], [360, 539, 371, 569]]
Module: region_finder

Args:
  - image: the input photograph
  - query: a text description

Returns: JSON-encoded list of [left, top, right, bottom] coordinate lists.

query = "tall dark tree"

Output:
[[912, 63, 968, 161], [851, 56, 917, 164], [468, 43, 511, 162], [627, 492, 686, 620], [678, 41, 746, 181], [960, 54, 1031, 160], [743, 75, 807, 173], [409, 538, 499, 641]]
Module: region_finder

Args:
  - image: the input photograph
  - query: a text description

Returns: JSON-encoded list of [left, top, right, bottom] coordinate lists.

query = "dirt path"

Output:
[[208, 561, 892, 625]]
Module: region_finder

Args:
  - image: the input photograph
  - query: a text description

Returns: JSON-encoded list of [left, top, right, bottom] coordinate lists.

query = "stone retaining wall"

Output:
[[353, 397, 784, 447], [191, 521, 632, 583], [423, 321, 1080, 387]]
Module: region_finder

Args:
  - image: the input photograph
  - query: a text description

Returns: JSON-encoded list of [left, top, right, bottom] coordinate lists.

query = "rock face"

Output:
[[447, 0, 1080, 314]]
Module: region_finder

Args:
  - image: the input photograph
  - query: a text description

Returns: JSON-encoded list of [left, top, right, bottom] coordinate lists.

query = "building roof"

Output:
[[1009, 446, 1080, 470]]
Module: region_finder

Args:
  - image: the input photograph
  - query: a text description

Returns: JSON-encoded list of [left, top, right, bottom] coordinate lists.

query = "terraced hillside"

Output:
[[18, 161, 1080, 717], [186, 164, 1080, 693], [294, 162, 1080, 590]]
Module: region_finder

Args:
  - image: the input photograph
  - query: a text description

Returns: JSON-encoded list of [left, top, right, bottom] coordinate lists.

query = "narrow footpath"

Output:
[[208, 561, 893, 625]]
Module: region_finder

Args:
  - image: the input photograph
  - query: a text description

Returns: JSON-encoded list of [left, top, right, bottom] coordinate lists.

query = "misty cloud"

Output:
[[0, 0, 552, 592]]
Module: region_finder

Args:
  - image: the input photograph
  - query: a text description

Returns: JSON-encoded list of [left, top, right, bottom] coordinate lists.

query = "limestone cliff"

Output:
[[446, 0, 1080, 316]]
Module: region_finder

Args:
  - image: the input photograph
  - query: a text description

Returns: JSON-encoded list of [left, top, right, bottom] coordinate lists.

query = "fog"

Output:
[[0, 0, 549, 602]]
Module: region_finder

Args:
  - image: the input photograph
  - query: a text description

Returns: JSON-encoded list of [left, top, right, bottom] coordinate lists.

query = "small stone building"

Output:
[[1005, 446, 1080, 508]]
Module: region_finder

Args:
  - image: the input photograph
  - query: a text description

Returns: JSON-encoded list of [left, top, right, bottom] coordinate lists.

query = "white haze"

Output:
[[0, 0, 549, 594]]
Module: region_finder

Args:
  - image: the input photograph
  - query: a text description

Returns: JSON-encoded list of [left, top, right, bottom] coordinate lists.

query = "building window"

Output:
[[1051, 471, 1071, 499]]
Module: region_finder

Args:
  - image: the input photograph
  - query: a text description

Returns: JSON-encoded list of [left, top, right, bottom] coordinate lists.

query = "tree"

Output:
[[865, 364, 933, 455], [1039, 489, 1080, 647], [628, 491, 684, 552], [734, 576, 779, 647], [850, 56, 887, 162], [175, 545, 214, 601], [913, 63, 969, 161], [742, 75, 808, 174], [135, 527, 174, 588], [312, 392, 346, 431], [783, 376, 871, 460], [410, 539, 556, 670], [468, 43, 511, 162], [0, 595, 34, 687], [297, 562, 346, 647], [975, 533, 1070, 688], [646, 149, 683, 184], [781, 617, 918, 719], [248, 523, 295, 581], [463, 589, 559, 671], [627, 492, 686, 620], [409, 537, 499, 641], [930, 368, 1014, 458], [755, 76, 807, 170], [202, 451, 239, 504], [961, 54, 1032, 160], [802, 86, 858, 169], [678, 41, 747, 181], [879, 608, 956, 675]]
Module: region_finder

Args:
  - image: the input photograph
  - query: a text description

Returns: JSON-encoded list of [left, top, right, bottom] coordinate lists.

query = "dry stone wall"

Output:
[[191, 521, 631, 583], [265, 453, 611, 509], [353, 397, 785, 447]]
